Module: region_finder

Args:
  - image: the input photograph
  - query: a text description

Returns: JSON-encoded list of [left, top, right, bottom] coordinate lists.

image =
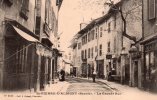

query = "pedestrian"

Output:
[[92, 71, 96, 82], [60, 69, 65, 81]]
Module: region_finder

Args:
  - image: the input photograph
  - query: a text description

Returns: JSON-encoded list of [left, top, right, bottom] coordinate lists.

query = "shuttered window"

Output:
[[88, 48, 90, 58], [148, 0, 156, 20], [99, 44, 102, 56]]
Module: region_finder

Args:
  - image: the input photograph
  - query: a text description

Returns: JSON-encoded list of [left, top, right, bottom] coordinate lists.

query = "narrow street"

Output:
[[66, 77, 120, 94]]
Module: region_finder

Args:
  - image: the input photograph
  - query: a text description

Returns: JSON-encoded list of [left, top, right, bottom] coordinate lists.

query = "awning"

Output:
[[41, 37, 53, 47], [12, 25, 39, 42]]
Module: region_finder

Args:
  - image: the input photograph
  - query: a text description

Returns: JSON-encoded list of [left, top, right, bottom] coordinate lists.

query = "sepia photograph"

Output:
[[0, 0, 157, 100]]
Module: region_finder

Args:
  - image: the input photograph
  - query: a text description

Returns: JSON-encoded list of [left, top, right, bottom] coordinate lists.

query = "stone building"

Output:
[[141, 0, 157, 92], [0, 0, 63, 91], [69, 0, 143, 87]]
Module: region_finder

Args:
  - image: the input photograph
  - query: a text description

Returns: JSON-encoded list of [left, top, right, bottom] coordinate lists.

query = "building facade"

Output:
[[0, 0, 63, 91], [70, 0, 143, 88], [142, 0, 157, 92]]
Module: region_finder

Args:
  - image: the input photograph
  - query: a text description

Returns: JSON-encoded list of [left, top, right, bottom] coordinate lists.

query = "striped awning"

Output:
[[12, 25, 39, 42]]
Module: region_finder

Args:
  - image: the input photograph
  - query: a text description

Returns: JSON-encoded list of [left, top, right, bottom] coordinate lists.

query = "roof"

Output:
[[73, 1, 122, 40]]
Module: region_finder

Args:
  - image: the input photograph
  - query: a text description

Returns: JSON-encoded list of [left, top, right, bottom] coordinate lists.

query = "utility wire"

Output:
[[0, 43, 35, 62]]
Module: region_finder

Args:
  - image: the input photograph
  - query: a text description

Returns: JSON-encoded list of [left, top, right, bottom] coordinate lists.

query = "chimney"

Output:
[[80, 23, 87, 30]]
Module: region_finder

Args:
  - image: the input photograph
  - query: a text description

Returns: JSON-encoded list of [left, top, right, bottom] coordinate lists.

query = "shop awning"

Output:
[[12, 26, 39, 42]]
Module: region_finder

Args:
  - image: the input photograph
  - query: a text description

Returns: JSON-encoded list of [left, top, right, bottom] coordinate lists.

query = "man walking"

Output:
[[92, 71, 96, 82]]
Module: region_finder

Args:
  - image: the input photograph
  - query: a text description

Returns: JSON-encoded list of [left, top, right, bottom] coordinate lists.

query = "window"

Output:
[[100, 27, 103, 37], [95, 46, 97, 52], [81, 50, 84, 59], [96, 28, 98, 39], [91, 47, 94, 58], [107, 42, 110, 52], [19, 0, 29, 20], [82, 36, 86, 45], [88, 48, 90, 58], [45, 0, 50, 25], [92, 30, 95, 40], [85, 49, 87, 59], [35, 16, 41, 35], [114, 15, 117, 28], [78, 42, 81, 49], [99, 44, 102, 56], [88, 32, 90, 42], [148, 0, 156, 20], [108, 22, 111, 33], [144, 42, 157, 81], [85, 35, 87, 44], [114, 37, 116, 53]]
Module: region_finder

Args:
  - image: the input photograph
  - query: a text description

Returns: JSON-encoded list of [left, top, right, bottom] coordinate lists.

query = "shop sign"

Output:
[[106, 54, 112, 59], [36, 43, 52, 58]]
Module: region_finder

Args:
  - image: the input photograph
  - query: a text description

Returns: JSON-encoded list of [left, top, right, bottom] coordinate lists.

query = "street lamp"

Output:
[[120, 47, 127, 55]]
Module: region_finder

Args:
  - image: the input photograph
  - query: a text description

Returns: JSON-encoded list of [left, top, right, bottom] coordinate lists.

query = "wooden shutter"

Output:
[[148, 0, 156, 20]]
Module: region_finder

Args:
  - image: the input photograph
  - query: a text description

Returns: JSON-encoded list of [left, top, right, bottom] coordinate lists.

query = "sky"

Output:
[[58, 0, 119, 53]]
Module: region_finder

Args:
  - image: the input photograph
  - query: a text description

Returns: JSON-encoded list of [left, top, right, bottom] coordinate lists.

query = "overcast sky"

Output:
[[58, 0, 119, 53]]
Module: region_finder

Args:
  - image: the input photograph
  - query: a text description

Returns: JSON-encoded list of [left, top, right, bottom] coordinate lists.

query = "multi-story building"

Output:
[[70, 0, 143, 87], [0, 0, 63, 91], [141, 0, 157, 92]]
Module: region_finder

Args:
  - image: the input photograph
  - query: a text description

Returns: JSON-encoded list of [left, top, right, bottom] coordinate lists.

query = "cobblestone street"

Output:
[[66, 77, 120, 94]]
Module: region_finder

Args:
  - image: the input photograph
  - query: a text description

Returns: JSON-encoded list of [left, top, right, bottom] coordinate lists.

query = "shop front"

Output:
[[3, 20, 53, 91], [96, 60, 104, 79], [3, 21, 39, 90], [143, 39, 157, 92], [129, 45, 142, 87], [81, 59, 87, 77]]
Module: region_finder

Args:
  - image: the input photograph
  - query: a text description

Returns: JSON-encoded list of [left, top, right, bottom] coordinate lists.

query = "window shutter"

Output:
[[148, 0, 156, 20]]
